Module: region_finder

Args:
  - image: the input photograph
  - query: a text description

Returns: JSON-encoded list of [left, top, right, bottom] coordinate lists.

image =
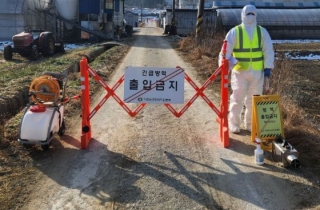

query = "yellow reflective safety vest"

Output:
[[232, 24, 264, 71]]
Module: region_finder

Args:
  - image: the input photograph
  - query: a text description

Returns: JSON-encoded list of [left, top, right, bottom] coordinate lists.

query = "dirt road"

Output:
[[21, 26, 319, 210]]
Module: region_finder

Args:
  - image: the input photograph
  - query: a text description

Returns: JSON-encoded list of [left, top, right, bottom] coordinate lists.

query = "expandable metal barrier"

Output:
[[79, 41, 230, 149]]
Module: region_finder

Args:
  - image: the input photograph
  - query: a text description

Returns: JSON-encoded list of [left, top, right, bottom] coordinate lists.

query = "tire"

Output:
[[30, 45, 38, 61], [164, 25, 171, 34], [55, 41, 65, 53], [58, 120, 66, 136], [42, 34, 55, 56], [169, 25, 177, 35], [41, 132, 52, 151], [4, 45, 13, 60], [41, 144, 50, 151]]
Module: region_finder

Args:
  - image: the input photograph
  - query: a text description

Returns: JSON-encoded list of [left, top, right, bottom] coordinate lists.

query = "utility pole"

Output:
[[169, 0, 177, 35], [99, 0, 104, 31], [172, 0, 175, 25], [196, 0, 205, 45], [140, 0, 143, 22]]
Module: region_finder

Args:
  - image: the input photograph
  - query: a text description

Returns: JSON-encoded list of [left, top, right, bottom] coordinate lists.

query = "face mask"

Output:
[[244, 15, 255, 24]]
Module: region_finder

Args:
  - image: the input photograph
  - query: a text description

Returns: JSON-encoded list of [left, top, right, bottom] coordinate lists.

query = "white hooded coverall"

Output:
[[220, 5, 274, 132]]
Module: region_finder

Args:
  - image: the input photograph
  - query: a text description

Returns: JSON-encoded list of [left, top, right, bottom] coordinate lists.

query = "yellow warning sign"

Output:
[[251, 95, 284, 151]]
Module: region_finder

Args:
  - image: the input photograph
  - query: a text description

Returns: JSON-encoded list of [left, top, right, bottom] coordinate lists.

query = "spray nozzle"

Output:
[[254, 138, 261, 144]]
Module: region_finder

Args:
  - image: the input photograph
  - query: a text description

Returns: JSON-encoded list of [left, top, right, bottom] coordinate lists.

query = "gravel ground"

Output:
[[14, 24, 320, 210]]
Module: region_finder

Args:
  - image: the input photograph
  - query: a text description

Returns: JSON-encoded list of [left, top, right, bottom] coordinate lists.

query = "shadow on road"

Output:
[[26, 137, 320, 209]]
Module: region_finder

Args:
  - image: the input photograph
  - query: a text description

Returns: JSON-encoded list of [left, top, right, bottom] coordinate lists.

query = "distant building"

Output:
[[0, 0, 126, 41]]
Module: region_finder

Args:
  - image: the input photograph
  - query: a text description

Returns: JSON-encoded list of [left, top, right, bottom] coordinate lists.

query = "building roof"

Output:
[[218, 8, 320, 27], [212, 1, 320, 9], [218, 7, 320, 39]]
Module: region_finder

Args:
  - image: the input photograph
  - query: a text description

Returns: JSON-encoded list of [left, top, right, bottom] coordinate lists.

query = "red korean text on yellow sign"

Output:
[[251, 95, 285, 151]]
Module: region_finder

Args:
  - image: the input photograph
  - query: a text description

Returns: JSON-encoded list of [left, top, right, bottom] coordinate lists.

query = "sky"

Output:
[[1, 40, 320, 60]]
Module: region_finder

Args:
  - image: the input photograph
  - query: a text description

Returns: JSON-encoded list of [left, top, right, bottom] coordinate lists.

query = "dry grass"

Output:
[[0, 42, 133, 210], [177, 30, 320, 168]]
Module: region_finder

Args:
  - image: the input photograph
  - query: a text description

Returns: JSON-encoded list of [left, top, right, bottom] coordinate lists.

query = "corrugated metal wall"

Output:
[[165, 9, 216, 35], [125, 13, 139, 26]]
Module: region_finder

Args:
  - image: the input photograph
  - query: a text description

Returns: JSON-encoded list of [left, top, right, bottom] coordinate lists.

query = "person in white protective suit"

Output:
[[219, 5, 274, 134]]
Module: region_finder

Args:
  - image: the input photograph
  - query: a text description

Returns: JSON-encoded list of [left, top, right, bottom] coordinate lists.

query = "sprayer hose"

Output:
[[29, 75, 60, 105]]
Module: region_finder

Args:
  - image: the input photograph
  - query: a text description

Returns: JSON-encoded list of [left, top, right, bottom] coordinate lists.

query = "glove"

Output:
[[264, 68, 271, 78]]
